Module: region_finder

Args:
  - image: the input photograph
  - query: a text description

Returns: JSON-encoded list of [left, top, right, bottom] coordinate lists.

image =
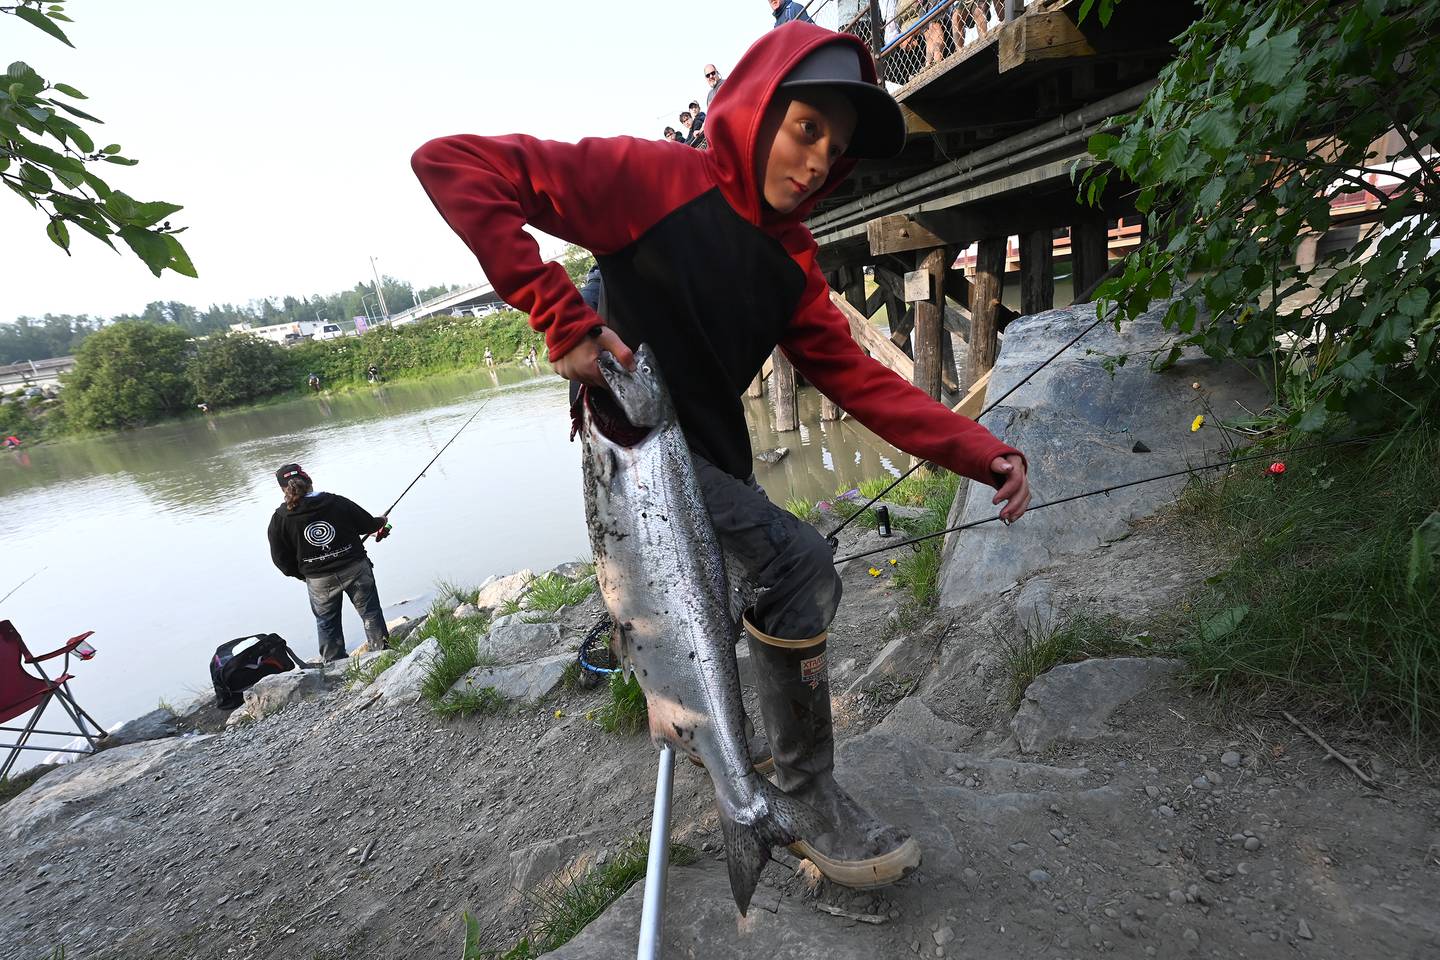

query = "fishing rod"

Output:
[[0, 566, 45, 606], [830, 431, 1391, 566], [362, 400, 489, 541], [825, 304, 1118, 545]]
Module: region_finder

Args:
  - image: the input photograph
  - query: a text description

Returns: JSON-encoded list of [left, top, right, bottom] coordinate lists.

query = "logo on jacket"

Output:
[[303, 521, 337, 548]]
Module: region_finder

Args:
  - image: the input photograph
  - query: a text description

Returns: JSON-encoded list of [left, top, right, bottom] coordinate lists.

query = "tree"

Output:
[[1080, 0, 1440, 431], [559, 244, 596, 289], [2, 2, 194, 276], [188, 333, 288, 407], [64, 322, 193, 429]]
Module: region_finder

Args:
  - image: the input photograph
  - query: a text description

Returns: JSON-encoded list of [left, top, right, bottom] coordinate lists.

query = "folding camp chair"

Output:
[[0, 619, 107, 781]]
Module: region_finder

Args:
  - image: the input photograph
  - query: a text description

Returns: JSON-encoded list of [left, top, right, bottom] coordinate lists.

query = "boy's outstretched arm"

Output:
[[411, 134, 697, 372], [782, 262, 1031, 520]]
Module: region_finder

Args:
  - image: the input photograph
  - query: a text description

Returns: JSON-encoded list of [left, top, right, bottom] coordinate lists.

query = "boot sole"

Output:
[[687, 754, 777, 777], [787, 836, 922, 889]]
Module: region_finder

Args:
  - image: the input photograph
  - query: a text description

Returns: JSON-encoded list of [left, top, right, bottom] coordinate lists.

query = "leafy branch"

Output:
[[1, 1, 194, 276]]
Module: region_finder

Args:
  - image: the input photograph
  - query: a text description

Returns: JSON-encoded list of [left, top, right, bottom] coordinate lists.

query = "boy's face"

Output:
[[756, 91, 857, 215]]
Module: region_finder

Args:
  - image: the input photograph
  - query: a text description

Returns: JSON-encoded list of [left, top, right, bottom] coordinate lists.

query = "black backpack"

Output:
[[211, 633, 305, 709]]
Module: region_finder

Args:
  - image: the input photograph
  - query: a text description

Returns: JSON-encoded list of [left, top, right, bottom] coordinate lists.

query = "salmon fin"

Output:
[[718, 779, 830, 915]]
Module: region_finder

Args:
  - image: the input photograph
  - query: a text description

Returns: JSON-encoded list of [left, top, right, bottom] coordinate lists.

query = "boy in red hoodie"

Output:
[[413, 22, 1029, 890]]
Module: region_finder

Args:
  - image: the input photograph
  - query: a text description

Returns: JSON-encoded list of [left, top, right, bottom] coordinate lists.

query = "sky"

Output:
[[1, 0, 831, 322]]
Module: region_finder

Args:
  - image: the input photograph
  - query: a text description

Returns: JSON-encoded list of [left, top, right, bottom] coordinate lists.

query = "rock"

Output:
[[1296, 918, 1313, 940], [1220, 750, 1242, 768], [937, 300, 1268, 605], [453, 603, 480, 620], [1243, 836, 1262, 852], [1182, 928, 1201, 950], [871, 699, 977, 752], [1028, 869, 1051, 885], [754, 446, 789, 464], [451, 654, 572, 703], [549, 561, 592, 581], [231, 668, 330, 724], [1011, 657, 1185, 753], [483, 621, 564, 664], [104, 708, 180, 748], [0, 738, 209, 841], [844, 635, 929, 695], [933, 926, 955, 945], [1012, 577, 1060, 640], [385, 615, 428, 647], [372, 637, 441, 702], [474, 570, 535, 612]]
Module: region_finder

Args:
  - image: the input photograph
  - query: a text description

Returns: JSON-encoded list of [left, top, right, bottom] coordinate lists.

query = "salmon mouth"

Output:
[[584, 384, 656, 448]]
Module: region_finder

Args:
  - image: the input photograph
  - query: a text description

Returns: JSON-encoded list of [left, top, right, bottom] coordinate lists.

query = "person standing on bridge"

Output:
[[412, 21, 1029, 891], [267, 463, 393, 662], [768, 0, 813, 29]]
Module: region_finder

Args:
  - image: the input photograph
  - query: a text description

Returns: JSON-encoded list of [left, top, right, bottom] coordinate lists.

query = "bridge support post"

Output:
[[913, 247, 948, 402], [1070, 213, 1108, 302], [1020, 227, 1055, 316], [771, 348, 798, 433], [966, 237, 1007, 391]]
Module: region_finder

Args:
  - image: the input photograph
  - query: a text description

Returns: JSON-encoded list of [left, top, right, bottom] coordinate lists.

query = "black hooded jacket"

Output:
[[267, 492, 382, 579]]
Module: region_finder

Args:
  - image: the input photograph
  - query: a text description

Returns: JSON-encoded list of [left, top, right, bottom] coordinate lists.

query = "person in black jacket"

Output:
[[267, 463, 393, 661]]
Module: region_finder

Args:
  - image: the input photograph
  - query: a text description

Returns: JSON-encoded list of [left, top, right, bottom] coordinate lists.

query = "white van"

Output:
[[315, 323, 344, 341]]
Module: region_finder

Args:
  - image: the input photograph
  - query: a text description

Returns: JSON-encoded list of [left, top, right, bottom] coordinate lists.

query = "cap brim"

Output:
[[780, 79, 907, 159]]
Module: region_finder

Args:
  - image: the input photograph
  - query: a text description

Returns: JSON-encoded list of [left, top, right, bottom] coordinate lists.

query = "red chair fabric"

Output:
[[0, 621, 54, 724], [0, 619, 105, 780]]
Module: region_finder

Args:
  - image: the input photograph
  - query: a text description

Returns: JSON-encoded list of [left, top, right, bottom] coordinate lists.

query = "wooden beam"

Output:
[[868, 213, 946, 257], [1020, 227, 1055, 315], [771, 348, 798, 433], [946, 267, 1019, 332], [966, 237, 1007, 390], [831, 291, 915, 381], [951, 368, 993, 421], [912, 247, 947, 401], [998, 10, 1096, 74], [1070, 214, 1108, 299], [878, 260, 975, 338]]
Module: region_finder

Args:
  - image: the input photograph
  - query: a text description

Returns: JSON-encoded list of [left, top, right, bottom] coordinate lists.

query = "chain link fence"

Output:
[[828, 1, 1023, 91]]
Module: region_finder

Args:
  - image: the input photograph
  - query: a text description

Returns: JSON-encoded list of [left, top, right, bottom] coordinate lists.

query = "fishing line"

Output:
[[830, 431, 1393, 566], [825, 304, 1118, 544], [0, 566, 45, 606], [362, 400, 489, 541]]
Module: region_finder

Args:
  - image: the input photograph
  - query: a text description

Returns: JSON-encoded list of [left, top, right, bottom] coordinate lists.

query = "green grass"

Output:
[[467, 838, 700, 958], [596, 673, 648, 735], [435, 686, 508, 719], [784, 496, 820, 523], [418, 606, 492, 706], [886, 469, 960, 608], [1, 763, 57, 807], [1000, 617, 1150, 709], [524, 572, 597, 613], [1171, 426, 1440, 738]]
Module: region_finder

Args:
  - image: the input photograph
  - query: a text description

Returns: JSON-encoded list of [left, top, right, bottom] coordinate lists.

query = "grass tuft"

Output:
[[435, 686, 508, 719], [596, 673, 648, 735], [524, 573, 598, 613], [885, 469, 960, 608], [418, 608, 492, 706], [784, 496, 819, 523], [1000, 617, 1148, 709], [1172, 427, 1440, 738]]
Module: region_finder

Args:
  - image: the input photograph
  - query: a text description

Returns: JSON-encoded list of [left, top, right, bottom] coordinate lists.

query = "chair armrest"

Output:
[[27, 631, 95, 663]]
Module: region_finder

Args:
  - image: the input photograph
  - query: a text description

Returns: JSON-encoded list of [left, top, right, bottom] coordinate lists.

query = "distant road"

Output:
[[0, 356, 75, 390]]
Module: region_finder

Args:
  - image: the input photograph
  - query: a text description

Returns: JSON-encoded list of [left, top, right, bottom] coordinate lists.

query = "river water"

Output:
[[0, 367, 902, 753]]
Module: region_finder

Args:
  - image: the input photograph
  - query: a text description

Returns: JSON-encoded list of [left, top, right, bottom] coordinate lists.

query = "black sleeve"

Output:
[[579, 264, 604, 313], [268, 510, 302, 579], [334, 495, 384, 536]]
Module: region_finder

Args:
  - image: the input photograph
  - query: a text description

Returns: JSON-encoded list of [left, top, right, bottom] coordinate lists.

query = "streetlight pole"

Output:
[[369, 255, 391, 324]]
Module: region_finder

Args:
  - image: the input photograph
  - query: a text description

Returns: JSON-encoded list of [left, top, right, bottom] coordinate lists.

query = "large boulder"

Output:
[[450, 653, 572, 703], [474, 569, 535, 612], [228, 668, 330, 726], [483, 620, 563, 664], [938, 300, 1268, 606], [1011, 656, 1184, 753], [104, 708, 179, 747], [372, 637, 441, 703]]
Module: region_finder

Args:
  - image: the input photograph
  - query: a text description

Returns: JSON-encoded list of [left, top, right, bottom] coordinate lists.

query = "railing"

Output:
[[828, 0, 1025, 90]]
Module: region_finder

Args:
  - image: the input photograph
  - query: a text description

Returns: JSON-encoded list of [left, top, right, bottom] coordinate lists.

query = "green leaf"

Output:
[[129, 200, 183, 228], [1200, 605, 1249, 643], [164, 233, 197, 278], [117, 225, 172, 276], [15, 6, 75, 47], [1397, 287, 1429, 318], [45, 217, 70, 252], [1406, 512, 1440, 594], [1296, 404, 1328, 432], [52, 100, 101, 123], [103, 154, 139, 166], [51, 82, 85, 99], [103, 191, 137, 221]]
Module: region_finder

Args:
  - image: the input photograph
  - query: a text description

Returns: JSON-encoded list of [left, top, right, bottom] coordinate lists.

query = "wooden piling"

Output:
[[1020, 227, 1055, 316], [771, 348, 798, 432], [966, 237, 1006, 389], [912, 247, 947, 401], [1070, 214, 1108, 301]]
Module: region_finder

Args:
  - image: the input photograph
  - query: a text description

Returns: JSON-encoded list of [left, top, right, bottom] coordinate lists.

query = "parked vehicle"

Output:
[[315, 323, 344, 341]]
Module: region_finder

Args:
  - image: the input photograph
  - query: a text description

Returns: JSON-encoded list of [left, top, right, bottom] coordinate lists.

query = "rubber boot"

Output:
[[744, 611, 921, 889]]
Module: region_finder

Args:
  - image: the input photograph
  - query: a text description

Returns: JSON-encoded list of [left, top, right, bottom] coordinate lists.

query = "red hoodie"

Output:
[[412, 22, 1020, 486]]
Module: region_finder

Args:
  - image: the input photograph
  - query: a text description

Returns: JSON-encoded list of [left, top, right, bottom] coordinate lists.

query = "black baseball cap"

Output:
[[778, 42, 906, 159], [275, 463, 310, 487]]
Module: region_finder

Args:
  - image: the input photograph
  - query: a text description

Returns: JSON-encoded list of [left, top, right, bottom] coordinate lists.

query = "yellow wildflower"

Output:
[[868, 567, 882, 577], [554, 709, 565, 719], [1191, 414, 1204, 433], [888, 558, 899, 566]]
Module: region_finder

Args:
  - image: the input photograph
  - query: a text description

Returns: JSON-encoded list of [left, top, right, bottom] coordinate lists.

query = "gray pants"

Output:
[[305, 558, 389, 661], [693, 453, 842, 641]]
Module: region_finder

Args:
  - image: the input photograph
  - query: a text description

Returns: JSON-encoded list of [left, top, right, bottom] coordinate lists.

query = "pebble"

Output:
[[1028, 869, 1050, 885], [933, 926, 955, 946], [1297, 918, 1314, 940], [1182, 927, 1201, 949], [1168, 889, 1186, 906], [1158, 805, 1175, 818], [1145, 785, 1160, 799], [1244, 836, 1262, 852], [1221, 751, 1242, 768], [1205, 770, 1224, 786], [1192, 776, 1211, 790], [1119, 917, 1142, 938], [1008, 841, 1031, 854]]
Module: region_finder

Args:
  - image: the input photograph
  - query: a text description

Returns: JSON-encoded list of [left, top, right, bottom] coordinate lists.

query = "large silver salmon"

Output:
[[580, 345, 825, 914]]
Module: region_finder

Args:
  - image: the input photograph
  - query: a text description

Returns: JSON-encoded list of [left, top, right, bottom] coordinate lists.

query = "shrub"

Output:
[[63, 321, 194, 429]]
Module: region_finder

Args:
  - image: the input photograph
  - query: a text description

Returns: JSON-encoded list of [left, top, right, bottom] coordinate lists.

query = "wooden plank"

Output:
[[771, 348, 798, 432], [868, 214, 947, 257], [1020, 227, 1055, 315], [966, 237, 1007, 389], [831, 291, 915, 381], [951, 368, 993, 420], [998, 10, 1096, 74], [912, 247, 947, 401], [877, 261, 971, 338]]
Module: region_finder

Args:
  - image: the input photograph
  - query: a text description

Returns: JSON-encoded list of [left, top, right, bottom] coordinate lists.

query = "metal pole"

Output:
[[369, 255, 391, 323], [637, 744, 675, 960]]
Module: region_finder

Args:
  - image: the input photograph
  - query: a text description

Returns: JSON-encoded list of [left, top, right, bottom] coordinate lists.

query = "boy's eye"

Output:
[[799, 120, 819, 139]]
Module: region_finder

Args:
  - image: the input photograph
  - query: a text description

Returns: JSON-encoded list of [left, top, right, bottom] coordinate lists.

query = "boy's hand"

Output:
[[990, 454, 1030, 523], [552, 326, 635, 387]]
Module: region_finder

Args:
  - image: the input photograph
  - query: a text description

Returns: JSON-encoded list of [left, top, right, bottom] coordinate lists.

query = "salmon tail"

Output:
[[718, 779, 830, 915]]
